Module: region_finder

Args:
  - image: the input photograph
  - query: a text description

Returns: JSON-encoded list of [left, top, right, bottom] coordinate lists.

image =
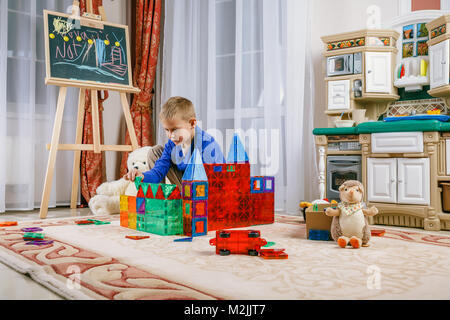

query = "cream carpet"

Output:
[[0, 214, 449, 300]]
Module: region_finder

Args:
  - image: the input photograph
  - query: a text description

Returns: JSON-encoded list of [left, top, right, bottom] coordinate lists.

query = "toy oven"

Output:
[[326, 155, 362, 201]]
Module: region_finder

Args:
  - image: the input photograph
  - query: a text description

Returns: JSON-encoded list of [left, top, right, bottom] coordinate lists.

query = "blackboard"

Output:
[[44, 10, 133, 90]]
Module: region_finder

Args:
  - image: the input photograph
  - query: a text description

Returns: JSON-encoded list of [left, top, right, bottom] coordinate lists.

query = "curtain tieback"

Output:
[[131, 101, 152, 113]]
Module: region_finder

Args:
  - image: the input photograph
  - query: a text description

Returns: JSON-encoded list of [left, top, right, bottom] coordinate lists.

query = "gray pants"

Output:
[[147, 145, 183, 189]]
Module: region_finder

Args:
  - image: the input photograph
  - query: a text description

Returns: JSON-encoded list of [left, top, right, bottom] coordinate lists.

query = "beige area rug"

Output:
[[0, 214, 450, 300]]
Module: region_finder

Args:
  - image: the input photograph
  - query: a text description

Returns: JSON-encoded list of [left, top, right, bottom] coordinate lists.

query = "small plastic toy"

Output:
[[308, 229, 331, 241], [0, 221, 18, 227], [173, 237, 193, 242], [209, 229, 267, 256], [259, 249, 288, 259], [26, 240, 54, 246], [21, 227, 43, 232], [75, 219, 95, 225], [125, 235, 150, 240], [87, 219, 111, 225], [262, 241, 276, 248], [371, 229, 386, 237], [76, 219, 110, 225], [23, 233, 44, 240]]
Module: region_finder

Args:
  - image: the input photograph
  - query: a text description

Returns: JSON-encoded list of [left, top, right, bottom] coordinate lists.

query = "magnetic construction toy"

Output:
[[120, 134, 275, 237], [209, 229, 268, 256]]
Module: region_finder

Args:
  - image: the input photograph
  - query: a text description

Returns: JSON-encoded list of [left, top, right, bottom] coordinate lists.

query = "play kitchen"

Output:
[[314, 14, 450, 232]]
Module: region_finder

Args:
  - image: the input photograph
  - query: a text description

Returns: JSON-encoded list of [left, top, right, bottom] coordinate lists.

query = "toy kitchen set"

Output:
[[313, 13, 450, 231]]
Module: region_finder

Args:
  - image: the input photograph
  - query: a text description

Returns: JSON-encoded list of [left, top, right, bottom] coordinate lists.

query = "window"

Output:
[[402, 23, 429, 58], [195, 185, 206, 198]]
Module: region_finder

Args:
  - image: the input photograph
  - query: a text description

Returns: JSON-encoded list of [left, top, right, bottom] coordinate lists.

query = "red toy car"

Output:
[[209, 229, 267, 256]]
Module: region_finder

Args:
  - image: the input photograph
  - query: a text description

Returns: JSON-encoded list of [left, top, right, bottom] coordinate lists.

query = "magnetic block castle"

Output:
[[203, 134, 275, 231], [120, 178, 183, 236], [120, 133, 275, 237]]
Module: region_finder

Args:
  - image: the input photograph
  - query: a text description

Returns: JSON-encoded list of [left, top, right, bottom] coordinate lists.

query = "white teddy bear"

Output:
[[89, 146, 151, 216]]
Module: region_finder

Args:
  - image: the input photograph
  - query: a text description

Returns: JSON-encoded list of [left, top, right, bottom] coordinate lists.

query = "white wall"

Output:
[[102, 0, 128, 181], [311, 0, 400, 129]]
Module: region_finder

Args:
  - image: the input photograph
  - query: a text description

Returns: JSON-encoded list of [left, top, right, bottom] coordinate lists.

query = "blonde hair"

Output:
[[159, 96, 196, 121]]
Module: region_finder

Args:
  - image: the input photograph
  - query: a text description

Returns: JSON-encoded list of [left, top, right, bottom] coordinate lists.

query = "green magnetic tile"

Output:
[[150, 183, 160, 199], [161, 184, 177, 199]]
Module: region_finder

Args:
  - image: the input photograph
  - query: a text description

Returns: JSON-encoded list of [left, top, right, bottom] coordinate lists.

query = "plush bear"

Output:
[[89, 146, 152, 216], [325, 180, 378, 248]]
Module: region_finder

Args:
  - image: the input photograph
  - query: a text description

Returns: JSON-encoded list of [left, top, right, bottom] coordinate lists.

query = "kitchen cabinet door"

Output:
[[327, 80, 350, 110], [367, 158, 397, 203], [429, 39, 449, 89], [365, 52, 391, 93], [397, 158, 430, 205]]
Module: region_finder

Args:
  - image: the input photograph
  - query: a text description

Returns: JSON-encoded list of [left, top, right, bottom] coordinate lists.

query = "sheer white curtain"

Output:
[[161, 0, 317, 214], [0, 0, 78, 212]]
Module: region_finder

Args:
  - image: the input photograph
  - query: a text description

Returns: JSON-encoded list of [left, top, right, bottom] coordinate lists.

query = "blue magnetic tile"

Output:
[[227, 134, 249, 163]]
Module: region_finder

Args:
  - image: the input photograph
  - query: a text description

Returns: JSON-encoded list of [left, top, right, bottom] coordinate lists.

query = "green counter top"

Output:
[[313, 120, 450, 135]]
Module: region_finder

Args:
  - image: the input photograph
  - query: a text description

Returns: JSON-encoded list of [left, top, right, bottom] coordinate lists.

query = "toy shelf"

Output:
[[428, 85, 450, 98]]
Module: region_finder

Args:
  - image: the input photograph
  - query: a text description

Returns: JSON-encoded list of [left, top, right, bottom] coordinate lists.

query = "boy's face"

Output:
[[161, 115, 196, 146]]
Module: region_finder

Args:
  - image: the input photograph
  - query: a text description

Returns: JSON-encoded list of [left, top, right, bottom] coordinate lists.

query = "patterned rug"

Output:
[[1, 214, 450, 300]]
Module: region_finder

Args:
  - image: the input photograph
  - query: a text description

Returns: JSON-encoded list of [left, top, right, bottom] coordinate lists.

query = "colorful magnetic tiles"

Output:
[[120, 179, 183, 236], [119, 133, 275, 237]]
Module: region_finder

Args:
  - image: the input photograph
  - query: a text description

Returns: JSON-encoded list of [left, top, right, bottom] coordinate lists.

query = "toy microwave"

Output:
[[326, 52, 362, 77]]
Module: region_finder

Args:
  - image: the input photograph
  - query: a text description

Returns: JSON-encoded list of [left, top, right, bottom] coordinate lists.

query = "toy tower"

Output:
[[226, 134, 252, 228], [182, 149, 208, 237], [204, 134, 252, 230]]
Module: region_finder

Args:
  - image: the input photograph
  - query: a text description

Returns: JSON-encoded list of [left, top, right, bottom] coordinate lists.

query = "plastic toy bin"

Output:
[[441, 183, 450, 213]]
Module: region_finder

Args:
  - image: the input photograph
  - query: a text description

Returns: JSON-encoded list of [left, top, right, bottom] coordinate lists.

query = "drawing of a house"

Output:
[[101, 46, 128, 77]]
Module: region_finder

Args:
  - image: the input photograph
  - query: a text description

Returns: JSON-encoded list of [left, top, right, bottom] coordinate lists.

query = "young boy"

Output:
[[124, 96, 225, 188]]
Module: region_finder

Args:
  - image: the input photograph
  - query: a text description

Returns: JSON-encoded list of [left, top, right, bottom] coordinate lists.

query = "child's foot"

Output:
[[337, 236, 349, 248], [350, 236, 362, 249]]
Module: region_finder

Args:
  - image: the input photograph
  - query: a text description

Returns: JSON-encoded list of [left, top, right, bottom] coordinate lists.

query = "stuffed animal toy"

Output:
[[89, 146, 152, 216], [325, 180, 378, 248]]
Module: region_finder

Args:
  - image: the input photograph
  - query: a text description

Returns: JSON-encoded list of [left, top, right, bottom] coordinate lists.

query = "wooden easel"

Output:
[[39, 0, 140, 219]]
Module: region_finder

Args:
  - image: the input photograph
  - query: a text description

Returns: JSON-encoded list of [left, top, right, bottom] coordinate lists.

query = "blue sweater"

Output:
[[142, 126, 225, 183]]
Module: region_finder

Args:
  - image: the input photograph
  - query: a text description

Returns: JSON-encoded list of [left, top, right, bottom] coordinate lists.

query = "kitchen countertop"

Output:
[[313, 120, 450, 135]]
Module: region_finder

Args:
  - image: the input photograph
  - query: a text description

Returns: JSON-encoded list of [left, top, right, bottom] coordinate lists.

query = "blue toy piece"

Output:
[[182, 149, 208, 181], [174, 237, 193, 242], [308, 229, 331, 241], [250, 177, 264, 193], [227, 134, 249, 163]]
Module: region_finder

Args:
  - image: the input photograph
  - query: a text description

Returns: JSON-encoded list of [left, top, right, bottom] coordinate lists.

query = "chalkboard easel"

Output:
[[39, 0, 140, 219]]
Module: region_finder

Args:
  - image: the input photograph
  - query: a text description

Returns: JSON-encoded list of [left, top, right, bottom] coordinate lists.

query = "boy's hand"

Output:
[[123, 168, 144, 181]]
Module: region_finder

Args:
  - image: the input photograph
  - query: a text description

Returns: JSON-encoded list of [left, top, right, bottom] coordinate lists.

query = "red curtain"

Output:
[[79, 0, 108, 203], [119, 0, 162, 176]]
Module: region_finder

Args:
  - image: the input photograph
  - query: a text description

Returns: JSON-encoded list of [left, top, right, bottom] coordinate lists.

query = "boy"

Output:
[[124, 96, 225, 188]]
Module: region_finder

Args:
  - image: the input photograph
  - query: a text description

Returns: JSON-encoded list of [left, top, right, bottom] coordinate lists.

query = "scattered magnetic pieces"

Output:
[[26, 240, 54, 246], [125, 235, 150, 240], [0, 221, 18, 227], [21, 227, 43, 233]]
